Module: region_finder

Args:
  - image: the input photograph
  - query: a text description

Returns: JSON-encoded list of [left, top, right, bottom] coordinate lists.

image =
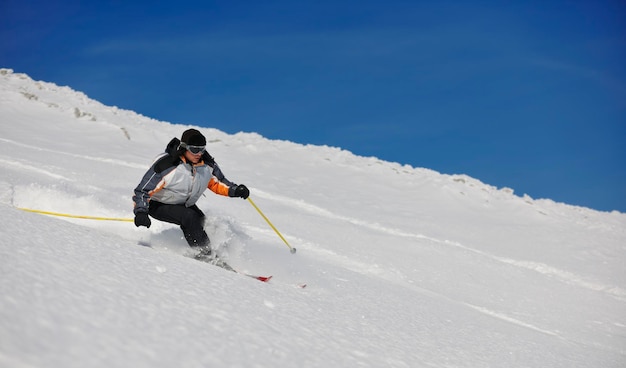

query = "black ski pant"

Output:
[[148, 201, 209, 248]]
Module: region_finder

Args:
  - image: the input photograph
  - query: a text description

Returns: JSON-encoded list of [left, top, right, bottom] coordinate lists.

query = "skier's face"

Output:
[[184, 149, 203, 164]]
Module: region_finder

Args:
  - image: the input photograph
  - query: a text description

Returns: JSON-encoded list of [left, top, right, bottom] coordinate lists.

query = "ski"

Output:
[[244, 274, 273, 282], [194, 252, 298, 285], [138, 242, 279, 284], [193, 251, 273, 283]]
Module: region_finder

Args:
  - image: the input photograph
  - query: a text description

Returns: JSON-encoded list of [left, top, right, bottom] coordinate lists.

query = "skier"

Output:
[[132, 128, 249, 257]]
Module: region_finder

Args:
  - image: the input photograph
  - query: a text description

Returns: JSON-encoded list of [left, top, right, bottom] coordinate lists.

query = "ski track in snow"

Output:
[[249, 212, 626, 355], [255, 189, 626, 302], [0, 156, 68, 181], [462, 303, 561, 337], [0, 137, 145, 169], [248, 224, 569, 341]]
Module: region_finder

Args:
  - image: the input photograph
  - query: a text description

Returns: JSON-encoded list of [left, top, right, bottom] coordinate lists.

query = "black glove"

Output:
[[233, 184, 250, 199], [134, 212, 151, 228]]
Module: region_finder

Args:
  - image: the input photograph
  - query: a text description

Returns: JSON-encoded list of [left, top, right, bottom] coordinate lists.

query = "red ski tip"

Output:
[[256, 276, 273, 282]]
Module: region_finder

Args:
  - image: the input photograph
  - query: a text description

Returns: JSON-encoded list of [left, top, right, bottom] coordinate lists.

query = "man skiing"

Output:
[[132, 128, 249, 257]]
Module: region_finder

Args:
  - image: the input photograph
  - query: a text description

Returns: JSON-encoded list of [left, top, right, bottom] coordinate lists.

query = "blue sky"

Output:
[[2, 0, 625, 212]]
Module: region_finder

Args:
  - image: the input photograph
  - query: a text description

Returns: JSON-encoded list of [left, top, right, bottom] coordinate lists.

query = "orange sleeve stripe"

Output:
[[149, 180, 166, 197], [208, 177, 230, 196]]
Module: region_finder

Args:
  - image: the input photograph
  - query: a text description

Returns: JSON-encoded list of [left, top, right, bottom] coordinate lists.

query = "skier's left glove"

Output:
[[231, 184, 250, 199], [134, 212, 151, 228]]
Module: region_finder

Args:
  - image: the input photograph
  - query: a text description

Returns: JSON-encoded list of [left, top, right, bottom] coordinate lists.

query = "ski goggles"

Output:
[[180, 143, 206, 154]]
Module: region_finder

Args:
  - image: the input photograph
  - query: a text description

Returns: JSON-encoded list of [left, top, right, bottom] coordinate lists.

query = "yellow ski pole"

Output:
[[247, 197, 296, 254], [17, 207, 133, 222]]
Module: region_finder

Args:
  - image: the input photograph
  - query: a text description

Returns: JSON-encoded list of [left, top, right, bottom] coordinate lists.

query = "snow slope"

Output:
[[1, 68, 625, 367]]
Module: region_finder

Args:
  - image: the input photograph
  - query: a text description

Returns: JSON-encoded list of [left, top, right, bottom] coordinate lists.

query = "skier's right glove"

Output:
[[232, 184, 250, 199], [134, 212, 151, 228]]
